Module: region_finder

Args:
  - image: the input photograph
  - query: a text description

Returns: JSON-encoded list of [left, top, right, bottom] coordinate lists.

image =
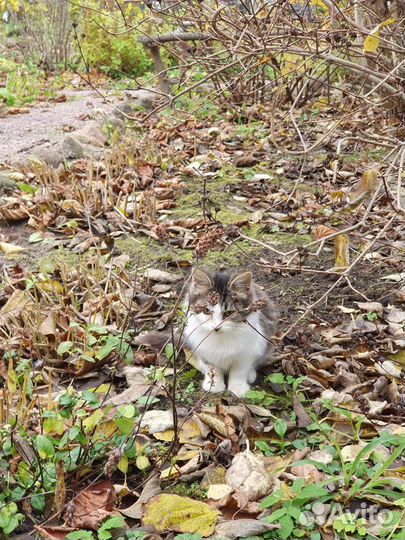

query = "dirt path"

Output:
[[0, 89, 118, 163]]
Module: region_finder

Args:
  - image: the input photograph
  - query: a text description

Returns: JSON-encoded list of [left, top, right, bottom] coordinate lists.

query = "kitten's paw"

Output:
[[247, 369, 257, 384], [228, 382, 250, 398], [203, 378, 226, 393]]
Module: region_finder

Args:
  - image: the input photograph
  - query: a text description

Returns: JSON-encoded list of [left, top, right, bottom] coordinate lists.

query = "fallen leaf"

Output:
[[0, 241, 24, 254], [356, 301, 384, 316], [225, 450, 272, 508], [64, 480, 115, 530], [313, 224, 336, 240], [38, 314, 56, 336], [35, 525, 75, 539], [142, 494, 220, 537], [293, 396, 312, 428], [121, 474, 161, 519], [215, 518, 278, 539], [334, 234, 349, 268], [207, 483, 233, 500], [141, 410, 174, 434], [145, 268, 182, 283], [341, 443, 370, 462]]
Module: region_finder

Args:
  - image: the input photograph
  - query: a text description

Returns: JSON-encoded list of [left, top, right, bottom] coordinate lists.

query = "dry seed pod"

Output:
[[104, 448, 123, 478], [195, 228, 223, 258]]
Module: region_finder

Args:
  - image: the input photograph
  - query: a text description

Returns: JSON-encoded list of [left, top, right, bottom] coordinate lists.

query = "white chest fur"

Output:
[[184, 311, 268, 372]]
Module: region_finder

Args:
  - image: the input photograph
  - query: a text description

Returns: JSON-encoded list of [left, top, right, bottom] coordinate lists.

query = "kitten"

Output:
[[183, 269, 278, 397]]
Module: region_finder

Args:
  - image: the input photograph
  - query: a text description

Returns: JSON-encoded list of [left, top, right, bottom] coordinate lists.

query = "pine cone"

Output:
[[195, 227, 223, 258]]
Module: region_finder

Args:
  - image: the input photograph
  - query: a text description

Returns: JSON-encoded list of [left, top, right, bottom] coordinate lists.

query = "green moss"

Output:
[[165, 481, 207, 500], [342, 148, 388, 164], [36, 247, 81, 272], [115, 235, 193, 266]]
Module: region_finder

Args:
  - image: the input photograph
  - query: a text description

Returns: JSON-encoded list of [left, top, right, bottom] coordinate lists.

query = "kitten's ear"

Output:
[[191, 268, 212, 294], [229, 272, 252, 297]]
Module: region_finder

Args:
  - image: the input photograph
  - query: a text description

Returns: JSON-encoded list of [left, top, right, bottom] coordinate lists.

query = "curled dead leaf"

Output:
[[225, 450, 272, 508], [142, 494, 220, 537]]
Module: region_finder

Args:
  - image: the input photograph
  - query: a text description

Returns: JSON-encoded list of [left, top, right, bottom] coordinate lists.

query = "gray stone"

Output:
[[113, 90, 161, 118], [0, 173, 18, 195], [31, 146, 64, 168], [62, 136, 85, 159], [103, 114, 125, 131], [72, 121, 107, 147]]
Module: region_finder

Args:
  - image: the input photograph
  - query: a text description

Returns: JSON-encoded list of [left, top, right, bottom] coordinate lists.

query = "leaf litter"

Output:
[[0, 81, 405, 540]]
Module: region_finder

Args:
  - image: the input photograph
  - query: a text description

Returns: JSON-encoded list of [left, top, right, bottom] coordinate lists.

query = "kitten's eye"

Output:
[[202, 306, 211, 315]]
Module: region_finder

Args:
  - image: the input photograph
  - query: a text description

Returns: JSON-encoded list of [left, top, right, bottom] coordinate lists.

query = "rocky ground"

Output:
[[0, 87, 160, 168]]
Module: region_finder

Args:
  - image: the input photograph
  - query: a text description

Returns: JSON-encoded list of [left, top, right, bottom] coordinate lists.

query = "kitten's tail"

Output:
[[138, 331, 186, 352]]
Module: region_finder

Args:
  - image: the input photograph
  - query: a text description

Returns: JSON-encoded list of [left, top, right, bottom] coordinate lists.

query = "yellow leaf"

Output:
[[142, 494, 220, 537], [334, 234, 349, 268], [351, 169, 379, 200], [136, 455, 150, 470], [363, 19, 396, 54], [83, 409, 104, 432], [94, 420, 117, 440], [118, 455, 129, 474], [160, 464, 181, 480], [389, 350, 405, 366], [154, 429, 175, 442], [179, 419, 201, 443], [173, 450, 200, 462], [36, 280, 64, 295], [0, 241, 24, 254]]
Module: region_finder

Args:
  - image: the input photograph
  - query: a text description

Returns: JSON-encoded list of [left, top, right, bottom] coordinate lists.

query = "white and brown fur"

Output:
[[141, 268, 278, 398]]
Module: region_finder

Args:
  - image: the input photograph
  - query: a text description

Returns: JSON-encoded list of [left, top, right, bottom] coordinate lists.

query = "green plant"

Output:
[[333, 513, 367, 537], [261, 479, 332, 539], [0, 501, 24, 536], [56, 322, 134, 365], [71, 1, 153, 77]]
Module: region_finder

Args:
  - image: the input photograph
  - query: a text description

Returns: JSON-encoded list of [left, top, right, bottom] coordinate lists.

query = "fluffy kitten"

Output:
[[183, 269, 278, 397]]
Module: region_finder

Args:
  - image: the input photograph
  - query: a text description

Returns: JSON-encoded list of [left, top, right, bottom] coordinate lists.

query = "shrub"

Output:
[[71, 1, 153, 77]]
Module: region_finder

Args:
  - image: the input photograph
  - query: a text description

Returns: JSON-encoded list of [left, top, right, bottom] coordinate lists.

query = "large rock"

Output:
[[103, 114, 125, 132], [114, 89, 161, 119], [62, 136, 85, 159], [0, 173, 17, 195], [72, 121, 107, 147], [31, 145, 64, 168]]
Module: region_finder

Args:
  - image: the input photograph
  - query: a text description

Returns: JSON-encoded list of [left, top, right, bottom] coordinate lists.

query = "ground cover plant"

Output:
[[0, 1, 405, 540]]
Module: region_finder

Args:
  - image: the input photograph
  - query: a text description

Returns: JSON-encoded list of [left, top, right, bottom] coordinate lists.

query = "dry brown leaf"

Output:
[[313, 224, 336, 240], [216, 519, 278, 540], [334, 233, 349, 268], [120, 474, 161, 519], [292, 396, 312, 427], [35, 525, 75, 539], [38, 314, 56, 336], [64, 479, 115, 530], [225, 450, 272, 508]]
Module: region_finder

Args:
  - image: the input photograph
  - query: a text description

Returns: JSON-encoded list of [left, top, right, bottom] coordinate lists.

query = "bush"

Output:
[[71, 1, 153, 77]]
